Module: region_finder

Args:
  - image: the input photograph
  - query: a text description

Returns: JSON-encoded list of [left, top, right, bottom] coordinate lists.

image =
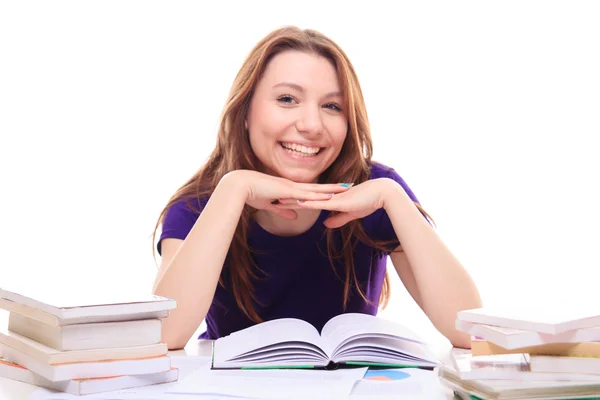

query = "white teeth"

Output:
[[285, 148, 313, 157], [281, 142, 320, 155]]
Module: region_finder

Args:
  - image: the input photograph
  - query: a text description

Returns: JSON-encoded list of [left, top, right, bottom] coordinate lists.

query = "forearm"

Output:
[[153, 173, 247, 349], [383, 182, 482, 348]]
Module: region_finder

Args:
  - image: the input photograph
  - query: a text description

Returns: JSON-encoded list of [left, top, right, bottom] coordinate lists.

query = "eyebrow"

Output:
[[272, 82, 342, 98]]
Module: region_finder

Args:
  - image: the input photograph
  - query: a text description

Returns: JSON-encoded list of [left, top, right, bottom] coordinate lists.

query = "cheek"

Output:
[[248, 132, 261, 156], [248, 129, 280, 158], [250, 109, 290, 143], [330, 120, 348, 147]]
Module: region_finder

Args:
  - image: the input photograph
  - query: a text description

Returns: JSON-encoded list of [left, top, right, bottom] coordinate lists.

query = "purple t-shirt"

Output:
[[158, 162, 419, 339]]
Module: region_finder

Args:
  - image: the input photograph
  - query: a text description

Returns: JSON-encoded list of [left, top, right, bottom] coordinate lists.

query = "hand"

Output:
[[225, 170, 353, 220], [274, 178, 395, 228]]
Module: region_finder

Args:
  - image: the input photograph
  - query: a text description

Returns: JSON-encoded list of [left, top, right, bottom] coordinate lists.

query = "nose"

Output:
[[295, 105, 324, 136]]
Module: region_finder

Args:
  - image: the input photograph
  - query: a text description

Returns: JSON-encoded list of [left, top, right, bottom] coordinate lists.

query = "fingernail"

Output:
[[326, 193, 334, 197], [340, 183, 353, 188]]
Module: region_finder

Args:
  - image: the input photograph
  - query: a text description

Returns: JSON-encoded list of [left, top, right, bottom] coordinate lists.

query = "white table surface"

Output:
[[0, 338, 457, 399]]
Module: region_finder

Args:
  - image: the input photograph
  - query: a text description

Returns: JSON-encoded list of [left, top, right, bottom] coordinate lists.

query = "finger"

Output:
[[296, 198, 342, 211], [323, 213, 358, 229], [269, 207, 298, 220], [296, 183, 354, 194], [272, 198, 312, 205], [272, 203, 303, 210], [277, 198, 299, 205], [291, 191, 336, 202]]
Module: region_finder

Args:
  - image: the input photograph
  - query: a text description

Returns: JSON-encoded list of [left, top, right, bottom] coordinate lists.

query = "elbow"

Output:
[[449, 333, 472, 349], [447, 292, 482, 348], [444, 322, 472, 349], [163, 332, 190, 350], [161, 320, 193, 351], [432, 320, 472, 349], [167, 341, 187, 351]]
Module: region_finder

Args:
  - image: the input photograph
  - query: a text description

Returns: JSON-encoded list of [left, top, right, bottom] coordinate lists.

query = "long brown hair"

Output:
[[152, 26, 432, 323]]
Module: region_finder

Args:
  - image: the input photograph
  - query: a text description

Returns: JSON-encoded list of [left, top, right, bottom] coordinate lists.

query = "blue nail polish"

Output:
[[340, 183, 352, 188]]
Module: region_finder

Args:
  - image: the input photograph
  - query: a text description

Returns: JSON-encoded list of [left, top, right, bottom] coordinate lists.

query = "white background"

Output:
[[1, 1, 598, 346]]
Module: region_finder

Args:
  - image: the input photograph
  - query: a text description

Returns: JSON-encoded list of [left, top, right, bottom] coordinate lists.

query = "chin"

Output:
[[278, 169, 321, 183]]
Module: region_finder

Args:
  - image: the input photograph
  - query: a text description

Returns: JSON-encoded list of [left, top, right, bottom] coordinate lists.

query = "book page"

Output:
[[170, 366, 368, 399], [228, 342, 327, 363], [213, 318, 329, 364], [321, 313, 425, 350], [333, 336, 438, 364]]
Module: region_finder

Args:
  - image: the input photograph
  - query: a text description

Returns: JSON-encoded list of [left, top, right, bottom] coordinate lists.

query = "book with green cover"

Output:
[[210, 313, 439, 370]]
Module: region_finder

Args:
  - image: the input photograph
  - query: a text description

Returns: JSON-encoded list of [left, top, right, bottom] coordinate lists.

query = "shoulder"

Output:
[[368, 161, 396, 179], [360, 162, 423, 248], [158, 195, 209, 254], [165, 195, 207, 222], [368, 161, 419, 204]]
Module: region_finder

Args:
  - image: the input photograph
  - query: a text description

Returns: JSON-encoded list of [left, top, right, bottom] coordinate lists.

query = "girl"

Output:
[[152, 26, 482, 350]]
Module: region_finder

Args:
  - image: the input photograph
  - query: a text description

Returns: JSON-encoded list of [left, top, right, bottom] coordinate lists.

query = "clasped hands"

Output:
[[271, 178, 397, 229]]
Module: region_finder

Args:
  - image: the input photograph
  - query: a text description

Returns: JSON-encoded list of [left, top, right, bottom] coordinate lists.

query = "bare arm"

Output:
[[153, 171, 351, 349], [389, 247, 425, 312], [383, 182, 482, 349], [153, 173, 247, 349], [286, 177, 481, 348]]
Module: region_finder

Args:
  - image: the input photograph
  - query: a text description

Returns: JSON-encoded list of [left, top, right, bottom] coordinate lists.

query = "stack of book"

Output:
[[0, 287, 178, 396], [438, 307, 600, 400]]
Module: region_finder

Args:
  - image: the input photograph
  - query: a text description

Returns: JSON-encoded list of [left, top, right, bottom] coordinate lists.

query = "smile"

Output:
[[279, 141, 323, 157]]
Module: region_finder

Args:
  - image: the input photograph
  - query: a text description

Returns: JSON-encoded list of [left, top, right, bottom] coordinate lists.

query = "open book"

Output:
[[211, 313, 439, 370]]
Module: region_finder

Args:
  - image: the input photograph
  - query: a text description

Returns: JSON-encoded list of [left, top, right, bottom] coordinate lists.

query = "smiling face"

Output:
[[245, 50, 348, 183]]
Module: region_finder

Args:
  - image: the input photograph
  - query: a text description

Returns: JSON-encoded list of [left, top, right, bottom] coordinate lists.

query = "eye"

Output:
[[277, 95, 297, 104], [323, 103, 342, 112]]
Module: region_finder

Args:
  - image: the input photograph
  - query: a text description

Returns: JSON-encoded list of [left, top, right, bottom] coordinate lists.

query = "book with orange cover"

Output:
[[0, 342, 171, 381], [471, 337, 600, 358], [0, 323, 168, 364]]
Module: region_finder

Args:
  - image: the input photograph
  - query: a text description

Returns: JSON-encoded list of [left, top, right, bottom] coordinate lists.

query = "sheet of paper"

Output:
[[30, 390, 166, 400], [170, 367, 368, 399], [170, 356, 212, 380], [350, 368, 448, 399], [0, 377, 41, 400], [28, 365, 366, 400], [31, 392, 255, 400]]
